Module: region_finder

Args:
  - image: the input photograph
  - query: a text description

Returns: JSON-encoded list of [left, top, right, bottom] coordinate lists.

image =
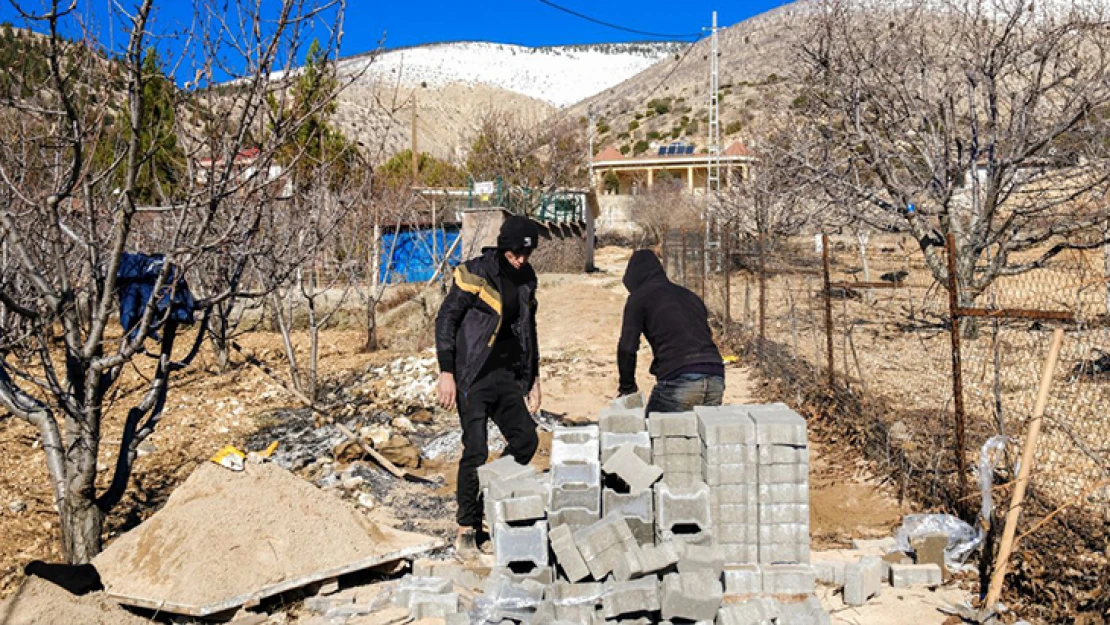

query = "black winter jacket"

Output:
[[435, 249, 540, 393], [617, 250, 722, 395]]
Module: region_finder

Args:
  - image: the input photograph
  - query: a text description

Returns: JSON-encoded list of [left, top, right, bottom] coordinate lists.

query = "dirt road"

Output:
[[536, 247, 755, 418]]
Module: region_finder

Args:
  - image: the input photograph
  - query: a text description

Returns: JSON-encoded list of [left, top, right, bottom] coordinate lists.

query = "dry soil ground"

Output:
[[0, 246, 979, 624]]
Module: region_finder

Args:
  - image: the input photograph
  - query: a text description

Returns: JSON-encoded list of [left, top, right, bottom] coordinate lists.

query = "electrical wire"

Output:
[[535, 0, 703, 40]]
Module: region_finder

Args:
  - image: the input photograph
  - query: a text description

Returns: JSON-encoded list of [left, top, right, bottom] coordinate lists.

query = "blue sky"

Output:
[[1, 0, 791, 82]]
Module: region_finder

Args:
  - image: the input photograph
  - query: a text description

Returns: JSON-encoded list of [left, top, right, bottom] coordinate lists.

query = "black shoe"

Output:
[[455, 529, 480, 560]]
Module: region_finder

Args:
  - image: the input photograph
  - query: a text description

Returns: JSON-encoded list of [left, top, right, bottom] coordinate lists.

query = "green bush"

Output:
[[634, 112, 644, 120], [653, 100, 671, 115], [620, 144, 631, 155], [633, 140, 650, 155], [725, 120, 743, 135], [628, 120, 640, 132], [687, 119, 699, 134], [647, 130, 661, 140], [670, 127, 682, 139], [596, 122, 610, 134]]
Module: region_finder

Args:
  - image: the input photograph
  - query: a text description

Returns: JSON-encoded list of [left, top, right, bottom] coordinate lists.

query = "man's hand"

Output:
[[437, 372, 457, 410], [526, 380, 542, 414]]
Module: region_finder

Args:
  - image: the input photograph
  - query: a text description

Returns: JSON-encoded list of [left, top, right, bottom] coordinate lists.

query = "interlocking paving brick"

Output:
[[655, 480, 712, 544], [602, 444, 663, 494], [761, 563, 816, 596], [661, 570, 723, 622], [478, 457, 535, 490], [602, 577, 660, 619], [601, 431, 651, 463], [723, 564, 763, 596], [599, 409, 647, 434], [648, 412, 699, 439], [889, 563, 943, 588], [549, 523, 590, 583], [844, 555, 882, 606], [695, 405, 757, 445], [493, 521, 549, 569]]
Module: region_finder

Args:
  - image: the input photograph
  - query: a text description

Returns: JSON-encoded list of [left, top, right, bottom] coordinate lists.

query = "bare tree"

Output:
[[0, 0, 346, 562], [798, 0, 1110, 305]]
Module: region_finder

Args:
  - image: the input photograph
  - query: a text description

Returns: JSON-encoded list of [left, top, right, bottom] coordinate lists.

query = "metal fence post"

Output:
[[822, 233, 834, 387], [759, 229, 767, 343], [946, 232, 969, 510]]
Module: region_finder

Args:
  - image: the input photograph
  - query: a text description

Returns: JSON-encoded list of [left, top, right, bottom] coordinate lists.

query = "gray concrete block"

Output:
[[712, 502, 758, 524], [637, 541, 682, 576], [553, 424, 599, 444], [694, 405, 757, 445], [758, 503, 809, 525], [758, 444, 809, 466], [548, 506, 600, 531], [495, 494, 546, 524], [748, 404, 808, 446], [844, 555, 883, 606], [411, 560, 484, 591], [890, 563, 943, 588], [409, 591, 459, 619], [655, 480, 712, 538], [493, 521, 549, 568], [712, 486, 759, 506], [552, 439, 600, 465], [392, 575, 453, 608], [600, 409, 647, 433], [704, 461, 759, 486], [813, 560, 846, 587], [717, 522, 759, 544], [602, 488, 654, 545], [488, 565, 554, 586], [611, 542, 646, 582], [550, 523, 591, 582], [719, 542, 760, 564], [603, 444, 664, 494], [677, 542, 725, 577], [760, 463, 809, 484], [549, 581, 603, 621], [661, 570, 723, 621], [777, 595, 831, 625], [484, 575, 546, 611], [653, 453, 702, 474], [648, 412, 699, 438], [574, 514, 639, 580], [478, 456, 535, 490], [652, 436, 702, 457], [703, 443, 758, 465], [759, 541, 810, 565], [550, 483, 601, 513], [758, 483, 810, 504], [487, 475, 547, 505], [658, 472, 702, 489], [759, 522, 809, 545], [716, 596, 781, 625], [723, 564, 762, 596], [602, 577, 660, 619], [601, 431, 651, 463], [551, 458, 601, 487], [762, 563, 816, 596]]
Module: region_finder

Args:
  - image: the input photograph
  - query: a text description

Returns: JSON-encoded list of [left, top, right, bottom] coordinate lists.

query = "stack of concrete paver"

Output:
[[750, 404, 811, 566], [696, 405, 760, 564], [463, 402, 830, 624], [548, 425, 602, 533]]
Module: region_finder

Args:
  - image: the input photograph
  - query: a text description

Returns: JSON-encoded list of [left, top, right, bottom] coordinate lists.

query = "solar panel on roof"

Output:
[[657, 147, 667, 156], [685, 146, 695, 154]]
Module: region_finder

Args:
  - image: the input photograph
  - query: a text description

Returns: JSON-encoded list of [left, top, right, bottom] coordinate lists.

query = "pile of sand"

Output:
[[93, 461, 439, 614], [0, 576, 152, 625]]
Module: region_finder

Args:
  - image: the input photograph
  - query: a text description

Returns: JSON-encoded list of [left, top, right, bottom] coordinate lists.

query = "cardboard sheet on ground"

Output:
[[93, 462, 442, 617]]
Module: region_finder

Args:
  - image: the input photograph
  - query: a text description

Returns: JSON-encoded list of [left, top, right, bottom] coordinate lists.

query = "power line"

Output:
[[637, 35, 702, 103], [535, 0, 702, 40]]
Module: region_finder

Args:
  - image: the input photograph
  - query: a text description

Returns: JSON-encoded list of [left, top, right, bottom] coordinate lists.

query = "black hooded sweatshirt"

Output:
[[617, 250, 724, 395]]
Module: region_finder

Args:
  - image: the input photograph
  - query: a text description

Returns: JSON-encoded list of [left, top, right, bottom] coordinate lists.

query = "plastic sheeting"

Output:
[[379, 229, 460, 284]]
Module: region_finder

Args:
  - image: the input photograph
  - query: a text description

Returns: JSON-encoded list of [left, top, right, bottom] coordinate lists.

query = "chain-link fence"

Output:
[[664, 227, 1110, 620]]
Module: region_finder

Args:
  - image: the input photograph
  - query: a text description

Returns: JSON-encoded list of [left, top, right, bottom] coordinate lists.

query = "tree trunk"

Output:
[[61, 491, 103, 564], [364, 298, 379, 352], [1104, 238, 1110, 315]]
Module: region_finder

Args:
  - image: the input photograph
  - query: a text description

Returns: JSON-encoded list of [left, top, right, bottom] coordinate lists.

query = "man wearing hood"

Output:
[[435, 215, 543, 559], [617, 249, 725, 413]]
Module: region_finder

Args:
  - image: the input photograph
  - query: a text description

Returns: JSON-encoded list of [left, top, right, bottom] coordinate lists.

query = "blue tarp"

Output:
[[379, 229, 461, 284], [117, 253, 196, 340]]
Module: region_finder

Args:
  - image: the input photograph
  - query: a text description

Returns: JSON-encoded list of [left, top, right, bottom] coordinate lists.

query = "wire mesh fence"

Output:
[[664, 226, 1110, 618]]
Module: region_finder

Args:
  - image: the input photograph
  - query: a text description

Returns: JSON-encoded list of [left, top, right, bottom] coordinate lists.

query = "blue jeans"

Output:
[[647, 373, 725, 414]]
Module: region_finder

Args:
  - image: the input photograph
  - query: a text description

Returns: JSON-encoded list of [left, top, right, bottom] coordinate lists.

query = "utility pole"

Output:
[[586, 104, 597, 272], [705, 10, 721, 275], [411, 91, 419, 183]]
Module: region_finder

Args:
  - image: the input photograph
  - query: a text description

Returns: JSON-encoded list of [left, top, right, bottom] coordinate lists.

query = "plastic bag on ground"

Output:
[[894, 514, 981, 572]]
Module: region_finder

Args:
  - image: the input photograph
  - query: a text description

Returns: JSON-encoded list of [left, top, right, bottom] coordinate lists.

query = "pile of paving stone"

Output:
[[392, 403, 845, 624]]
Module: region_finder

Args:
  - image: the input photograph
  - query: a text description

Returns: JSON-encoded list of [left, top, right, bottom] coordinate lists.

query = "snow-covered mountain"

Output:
[[341, 41, 684, 108]]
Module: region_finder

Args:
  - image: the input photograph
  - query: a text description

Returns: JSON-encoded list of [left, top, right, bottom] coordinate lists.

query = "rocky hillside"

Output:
[[567, 2, 814, 156]]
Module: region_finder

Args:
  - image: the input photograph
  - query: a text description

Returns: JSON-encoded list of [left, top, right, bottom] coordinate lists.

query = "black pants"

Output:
[[456, 368, 538, 528]]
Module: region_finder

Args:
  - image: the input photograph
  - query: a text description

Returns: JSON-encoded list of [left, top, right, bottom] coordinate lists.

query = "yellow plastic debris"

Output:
[[210, 445, 245, 471]]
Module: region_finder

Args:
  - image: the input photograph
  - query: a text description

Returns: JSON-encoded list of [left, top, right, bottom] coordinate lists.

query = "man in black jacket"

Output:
[[617, 249, 725, 413], [435, 216, 542, 559]]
